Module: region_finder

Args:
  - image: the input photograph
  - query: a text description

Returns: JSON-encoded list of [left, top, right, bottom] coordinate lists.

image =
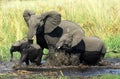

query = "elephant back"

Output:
[[31, 44, 41, 49], [59, 20, 85, 35], [83, 36, 104, 52]]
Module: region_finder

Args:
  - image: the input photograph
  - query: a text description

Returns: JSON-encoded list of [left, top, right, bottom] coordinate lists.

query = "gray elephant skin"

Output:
[[10, 39, 42, 66], [23, 10, 85, 52], [56, 33, 106, 65]]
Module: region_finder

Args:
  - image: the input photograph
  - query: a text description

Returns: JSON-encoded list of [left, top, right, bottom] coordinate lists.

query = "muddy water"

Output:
[[0, 58, 120, 76], [0, 62, 15, 73], [63, 67, 120, 76]]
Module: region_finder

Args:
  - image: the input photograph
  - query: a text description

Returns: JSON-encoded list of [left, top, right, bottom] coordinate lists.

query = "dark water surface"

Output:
[[62, 67, 120, 76], [0, 58, 120, 76]]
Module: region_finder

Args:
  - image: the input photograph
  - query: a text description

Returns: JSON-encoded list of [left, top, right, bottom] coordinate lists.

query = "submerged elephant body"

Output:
[[10, 39, 42, 66], [79, 37, 106, 65], [56, 33, 106, 65]]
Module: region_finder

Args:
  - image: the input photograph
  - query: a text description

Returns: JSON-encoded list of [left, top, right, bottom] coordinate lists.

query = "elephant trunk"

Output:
[[10, 47, 14, 62], [56, 42, 63, 49], [10, 52, 13, 62]]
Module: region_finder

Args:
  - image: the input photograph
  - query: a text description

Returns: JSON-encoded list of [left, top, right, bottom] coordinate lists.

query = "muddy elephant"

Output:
[[23, 10, 85, 53], [10, 39, 42, 66], [56, 33, 106, 65]]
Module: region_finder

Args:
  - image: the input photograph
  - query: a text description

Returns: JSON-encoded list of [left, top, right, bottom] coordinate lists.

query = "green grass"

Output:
[[0, 0, 120, 61], [104, 34, 120, 58], [89, 74, 120, 79], [105, 34, 120, 51], [0, 74, 120, 79]]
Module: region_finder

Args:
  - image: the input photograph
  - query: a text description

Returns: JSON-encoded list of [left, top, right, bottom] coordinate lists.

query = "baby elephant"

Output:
[[10, 39, 43, 66], [56, 34, 106, 65]]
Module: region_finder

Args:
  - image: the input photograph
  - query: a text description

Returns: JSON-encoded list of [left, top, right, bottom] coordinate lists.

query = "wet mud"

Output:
[[0, 58, 120, 77], [44, 53, 80, 66]]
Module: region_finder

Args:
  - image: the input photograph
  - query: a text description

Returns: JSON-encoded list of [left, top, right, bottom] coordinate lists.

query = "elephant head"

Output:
[[23, 10, 61, 40], [56, 33, 73, 50], [10, 39, 27, 62], [56, 26, 86, 50]]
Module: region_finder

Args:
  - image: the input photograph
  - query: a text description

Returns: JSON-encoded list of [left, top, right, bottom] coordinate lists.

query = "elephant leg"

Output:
[[35, 50, 43, 65], [36, 34, 48, 49], [25, 56, 29, 65], [35, 57, 41, 66], [19, 55, 23, 66], [97, 45, 106, 65], [79, 52, 84, 63], [35, 56, 41, 66], [19, 53, 27, 66]]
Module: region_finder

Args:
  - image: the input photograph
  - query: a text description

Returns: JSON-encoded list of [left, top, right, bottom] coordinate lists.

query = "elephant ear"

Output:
[[12, 39, 27, 47], [23, 10, 35, 26], [71, 38, 81, 47], [40, 11, 61, 33], [69, 30, 84, 47]]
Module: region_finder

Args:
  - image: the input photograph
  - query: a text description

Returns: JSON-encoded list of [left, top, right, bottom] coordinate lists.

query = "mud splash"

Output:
[[44, 53, 80, 66]]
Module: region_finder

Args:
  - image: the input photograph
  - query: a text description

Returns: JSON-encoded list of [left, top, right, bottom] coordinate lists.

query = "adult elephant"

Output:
[[23, 10, 85, 53], [56, 33, 106, 65]]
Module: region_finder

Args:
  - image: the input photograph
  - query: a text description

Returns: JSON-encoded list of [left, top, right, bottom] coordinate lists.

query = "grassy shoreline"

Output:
[[0, 74, 120, 79], [0, 0, 120, 61]]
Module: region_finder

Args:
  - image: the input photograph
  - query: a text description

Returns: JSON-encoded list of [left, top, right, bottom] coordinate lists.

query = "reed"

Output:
[[0, 0, 120, 61]]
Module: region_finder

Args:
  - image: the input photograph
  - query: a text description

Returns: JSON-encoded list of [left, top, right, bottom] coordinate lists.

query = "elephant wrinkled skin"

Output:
[[10, 39, 42, 66], [56, 33, 106, 65], [23, 10, 85, 53]]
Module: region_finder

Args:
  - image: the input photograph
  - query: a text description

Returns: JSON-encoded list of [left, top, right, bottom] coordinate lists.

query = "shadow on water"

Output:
[[0, 58, 120, 76], [62, 67, 120, 76]]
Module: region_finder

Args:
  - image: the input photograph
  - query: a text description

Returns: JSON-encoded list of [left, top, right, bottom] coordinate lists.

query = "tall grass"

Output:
[[0, 0, 120, 61]]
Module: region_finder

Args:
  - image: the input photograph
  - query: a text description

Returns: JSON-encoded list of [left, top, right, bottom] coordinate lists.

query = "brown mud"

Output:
[[0, 53, 120, 77], [44, 53, 80, 66]]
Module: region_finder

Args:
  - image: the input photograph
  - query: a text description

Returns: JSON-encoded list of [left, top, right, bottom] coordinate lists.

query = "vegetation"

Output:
[[0, 1, 120, 78], [0, 0, 120, 61], [0, 74, 120, 79], [89, 74, 120, 79]]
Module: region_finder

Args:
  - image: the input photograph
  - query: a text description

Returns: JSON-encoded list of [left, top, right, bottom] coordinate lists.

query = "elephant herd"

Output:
[[10, 10, 106, 66]]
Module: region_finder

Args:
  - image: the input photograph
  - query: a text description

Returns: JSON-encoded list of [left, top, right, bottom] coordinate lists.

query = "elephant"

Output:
[[56, 33, 106, 65], [10, 39, 43, 66], [23, 10, 85, 53]]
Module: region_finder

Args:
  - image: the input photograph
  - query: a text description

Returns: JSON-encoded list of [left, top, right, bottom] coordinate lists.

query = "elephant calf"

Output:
[[56, 34, 106, 65], [10, 39, 43, 66]]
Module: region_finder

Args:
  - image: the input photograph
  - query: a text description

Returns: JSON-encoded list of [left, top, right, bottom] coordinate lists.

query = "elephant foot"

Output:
[[34, 59, 41, 66]]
